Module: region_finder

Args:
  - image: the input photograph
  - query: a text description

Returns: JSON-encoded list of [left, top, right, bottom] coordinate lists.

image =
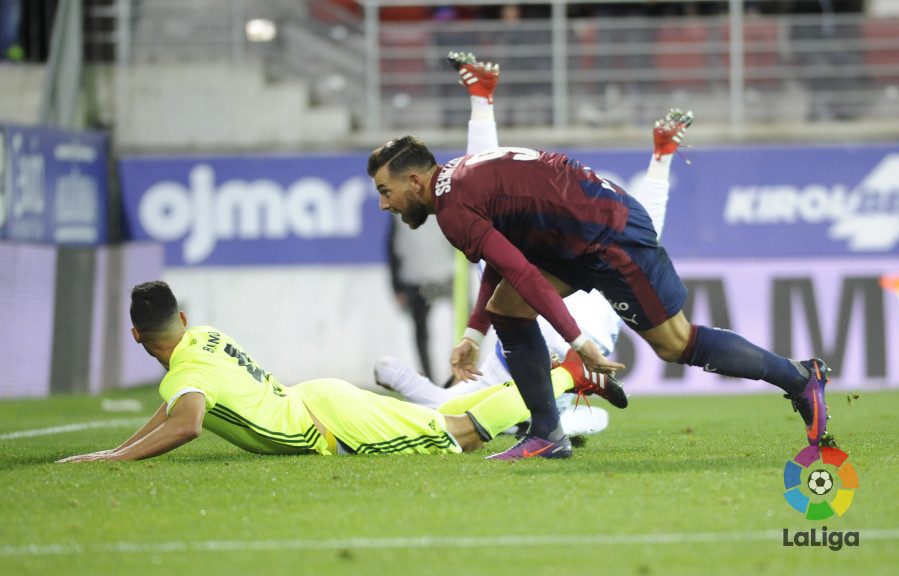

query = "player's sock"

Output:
[[467, 118, 498, 154], [470, 96, 495, 123], [646, 152, 674, 181], [461, 370, 575, 440], [678, 324, 808, 395], [488, 313, 560, 439], [634, 177, 670, 238]]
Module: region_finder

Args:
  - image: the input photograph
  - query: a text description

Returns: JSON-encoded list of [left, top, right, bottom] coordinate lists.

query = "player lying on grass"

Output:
[[57, 281, 607, 462], [375, 51, 691, 437], [368, 89, 835, 461]]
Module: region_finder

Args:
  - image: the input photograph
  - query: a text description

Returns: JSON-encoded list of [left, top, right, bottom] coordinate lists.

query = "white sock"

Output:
[[634, 177, 670, 239], [559, 400, 609, 435], [467, 121, 498, 154], [647, 153, 674, 182], [470, 96, 494, 123], [467, 98, 498, 154], [373, 357, 453, 409]]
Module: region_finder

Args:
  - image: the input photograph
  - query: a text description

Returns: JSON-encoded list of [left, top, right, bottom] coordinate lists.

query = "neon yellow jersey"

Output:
[[159, 326, 327, 455]]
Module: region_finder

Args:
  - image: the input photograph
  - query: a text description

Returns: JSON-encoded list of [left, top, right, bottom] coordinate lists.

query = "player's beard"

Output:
[[401, 198, 429, 229]]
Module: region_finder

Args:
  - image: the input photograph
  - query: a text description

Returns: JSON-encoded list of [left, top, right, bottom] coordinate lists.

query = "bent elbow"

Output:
[[177, 422, 203, 442]]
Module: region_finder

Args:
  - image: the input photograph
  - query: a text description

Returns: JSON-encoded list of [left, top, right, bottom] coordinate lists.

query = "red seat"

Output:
[[380, 28, 428, 94], [654, 22, 711, 89], [310, 0, 362, 23], [862, 19, 899, 84], [380, 7, 429, 22], [721, 17, 782, 88]]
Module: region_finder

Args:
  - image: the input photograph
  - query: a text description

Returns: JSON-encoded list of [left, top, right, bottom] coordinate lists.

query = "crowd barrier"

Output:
[[116, 143, 899, 393], [0, 124, 162, 398], [2, 135, 897, 398]]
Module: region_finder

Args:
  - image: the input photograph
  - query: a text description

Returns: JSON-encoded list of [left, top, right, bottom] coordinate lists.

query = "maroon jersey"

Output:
[[431, 147, 631, 342]]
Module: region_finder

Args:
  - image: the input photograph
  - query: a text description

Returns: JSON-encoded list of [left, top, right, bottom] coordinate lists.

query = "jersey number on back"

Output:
[[465, 147, 540, 165], [223, 342, 284, 396]]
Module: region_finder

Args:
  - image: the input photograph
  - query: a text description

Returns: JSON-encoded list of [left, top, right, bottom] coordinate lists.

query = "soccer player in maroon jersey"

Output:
[[367, 110, 834, 462]]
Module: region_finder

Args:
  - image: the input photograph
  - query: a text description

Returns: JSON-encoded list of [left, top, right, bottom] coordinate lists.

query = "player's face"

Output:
[[373, 165, 429, 229]]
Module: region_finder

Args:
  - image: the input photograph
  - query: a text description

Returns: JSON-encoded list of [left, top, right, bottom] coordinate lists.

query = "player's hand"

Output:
[[575, 340, 626, 375], [56, 450, 115, 463], [450, 338, 483, 382]]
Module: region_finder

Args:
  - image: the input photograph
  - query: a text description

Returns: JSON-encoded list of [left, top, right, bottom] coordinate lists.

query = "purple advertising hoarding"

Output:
[[115, 144, 899, 391], [566, 143, 899, 258], [0, 124, 110, 245], [613, 257, 899, 394], [119, 154, 387, 266], [118, 144, 899, 265]]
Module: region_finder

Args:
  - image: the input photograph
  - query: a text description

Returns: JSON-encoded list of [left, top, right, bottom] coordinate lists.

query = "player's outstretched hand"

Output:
[[450, 338, 484, 382], [56, 450, 116, 463], [576, 340, 626, 375]]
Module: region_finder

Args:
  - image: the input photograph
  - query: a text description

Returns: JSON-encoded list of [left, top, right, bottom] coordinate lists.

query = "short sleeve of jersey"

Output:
[[158, 333, 218, 413]]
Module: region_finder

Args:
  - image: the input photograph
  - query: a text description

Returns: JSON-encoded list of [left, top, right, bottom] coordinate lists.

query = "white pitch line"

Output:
[[0, 418, 145, 440], [3, 529, 899, 558]]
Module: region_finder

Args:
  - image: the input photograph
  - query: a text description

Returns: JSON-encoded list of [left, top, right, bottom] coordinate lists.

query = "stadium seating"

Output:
[[721, 16, 782, 88], [310, 0, 362, 22], [653, 21, 711, 89], [379, 27, 429, 95], [862, 19, 899, 85]]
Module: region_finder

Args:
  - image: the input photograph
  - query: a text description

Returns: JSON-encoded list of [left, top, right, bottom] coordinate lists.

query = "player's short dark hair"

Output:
[[367, 135, 437, 178], [130, 281, 179, 334]]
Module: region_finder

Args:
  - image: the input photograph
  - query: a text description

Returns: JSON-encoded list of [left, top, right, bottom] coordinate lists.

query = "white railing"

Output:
[[80, 0, 899, 142]]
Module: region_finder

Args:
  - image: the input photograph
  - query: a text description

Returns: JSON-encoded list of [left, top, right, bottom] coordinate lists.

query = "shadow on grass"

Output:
[[471, 435, 794, 476]]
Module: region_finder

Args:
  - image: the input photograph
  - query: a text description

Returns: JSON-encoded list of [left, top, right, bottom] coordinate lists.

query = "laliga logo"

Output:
[[783, 445, 858, 519], [782, 445, 860, 550]]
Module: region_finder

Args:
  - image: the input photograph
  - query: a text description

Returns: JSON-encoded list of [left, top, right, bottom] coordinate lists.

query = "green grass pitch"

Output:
[[2, 384, 897, 576]]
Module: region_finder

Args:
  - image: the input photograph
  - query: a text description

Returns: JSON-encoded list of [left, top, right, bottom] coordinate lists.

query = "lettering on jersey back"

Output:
[[435, 148, 541, 197], [434, 157, 462, 197], [203, 332, 222, 353]]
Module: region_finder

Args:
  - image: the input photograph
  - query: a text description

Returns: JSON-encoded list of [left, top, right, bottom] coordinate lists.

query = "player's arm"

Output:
[[114, 401, 171, 450], [449, 265, 502, 380], [480, 230, 580, 339], [478, 230, 625, 373], [55, 402, 171, 463], [57, 393, 206, 463], [469, 264, 502, 334]]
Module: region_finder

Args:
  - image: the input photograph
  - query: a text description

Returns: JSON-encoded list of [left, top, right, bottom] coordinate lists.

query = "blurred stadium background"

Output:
[[1, 0, 898, 400]]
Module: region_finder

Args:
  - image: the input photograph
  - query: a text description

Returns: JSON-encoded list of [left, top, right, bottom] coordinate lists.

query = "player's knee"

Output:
[[647, 331, 691, 362], [485, 298, 537, 319], [652, 343, 685, 363], [461, 437, 484, 453], [486, 283, 538, 318], [642, 314, 693, 363]]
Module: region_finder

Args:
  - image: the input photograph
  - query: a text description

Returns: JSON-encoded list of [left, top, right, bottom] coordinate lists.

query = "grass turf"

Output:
[[1, 384, 897, 576]]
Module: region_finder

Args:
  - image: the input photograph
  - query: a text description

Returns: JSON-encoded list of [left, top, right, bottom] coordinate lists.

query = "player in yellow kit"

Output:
[[57, 281, 602, 462]]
